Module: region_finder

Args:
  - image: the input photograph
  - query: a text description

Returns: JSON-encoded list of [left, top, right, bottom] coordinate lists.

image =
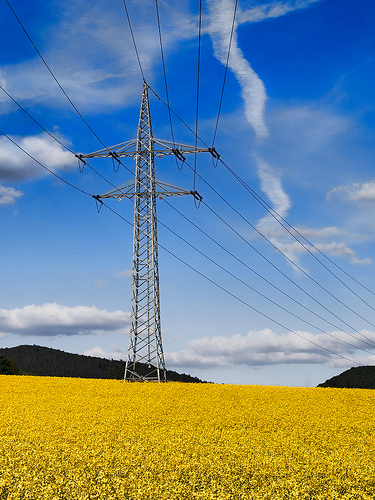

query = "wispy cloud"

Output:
[[207, 0, 268, 139], [237, 0, 321, 24], [255, 157, 291, 231], [0, 0, 196, 114], [0, 303, 130, 336], [166, 328, 375, 369], [206, 0, 322, 139], [115, 270, 132, 278], [206, 1, 367, 268], [253, 154, 370, 266]]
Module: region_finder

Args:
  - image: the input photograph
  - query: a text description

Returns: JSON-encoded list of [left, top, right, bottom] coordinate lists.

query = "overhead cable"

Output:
[[177, 156, 375, 344], [4, 128, 372, 367], [0, 130, 91, 198], [146, 85, 375, 313], [193, 0, 203, 196], [163, 199, 375, 350], [220, 157, 375, 312], [211, 0, 238, 148], [96, 198, 370, 367], [158, 206, 375, 356], [121, 0, 146, 81], [0, 86, 132, 195], [154, 0, 176, 153]]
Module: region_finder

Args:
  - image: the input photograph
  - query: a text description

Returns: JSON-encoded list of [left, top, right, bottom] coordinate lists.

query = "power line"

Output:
[[97, 198, 371, 367], [158, 204, 375, 356], [0, 130, 92, 198], [220, 157, 375, 311], [0, 86, 132, 195], [3, 124, 372, 366], [4, 0, 111, 151], [3, 0, 375, 368], [158, 244, 367, 367], [4, 0, 139, 180], [6, 79, 372, 353], [146, 85, 375, 315], [211, 0, 238, 148], [193, 0, 203, 198], [121, 0, 146, 82], [162, 199, 375, 350], [175, 156, 375, 344], [4, 75, 375, 348], [154, 0, 176, 150]]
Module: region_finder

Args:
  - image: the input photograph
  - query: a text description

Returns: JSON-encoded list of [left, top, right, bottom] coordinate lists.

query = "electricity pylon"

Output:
[[79, 82, 215, 381]]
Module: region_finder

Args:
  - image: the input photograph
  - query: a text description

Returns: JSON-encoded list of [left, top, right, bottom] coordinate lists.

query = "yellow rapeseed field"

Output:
[[0, 376, 374, 499]]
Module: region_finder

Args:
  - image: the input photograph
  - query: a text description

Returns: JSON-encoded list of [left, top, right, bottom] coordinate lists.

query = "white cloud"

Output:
[[84, 345, 126, 360], [166, 328, 375, 370], [0, 133, 75, 182], [0, 185, 23, 205], [295, 226, 347, 239], [314, 242, 371, 265], [206, 1, 368, 270], [206, 0, 322, 140], [272, 240, 371, 265], [116, 270, 132, 277], [0, 303, 130, 336], [95, 280, 106, 287], [328, 181, 375, 203]]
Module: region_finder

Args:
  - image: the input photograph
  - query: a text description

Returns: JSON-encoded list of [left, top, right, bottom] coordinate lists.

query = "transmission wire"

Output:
[[121, 0, 146, 81], [4, 0, 140, 180], [175, 156, 375, 344], [220, 157, 375, 311], [0, 86, 133, 195], [4, 124, 371, 366], [162, 199, 375, 350], [158, 206, 375, 356], [96, 199, 369, 367], [146, 85, 375, 312], [154, 0, 176, 150], [4, 0, 374, 360], [5, 80, 373, 354], [4, 69, 375, 345], [211, 0, 238, 148], [0, 131, 92, 198], [193, 0, 203, 196]]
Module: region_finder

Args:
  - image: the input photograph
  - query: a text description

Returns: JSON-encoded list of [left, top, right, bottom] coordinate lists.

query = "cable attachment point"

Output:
[[172, 149, 186, 162], [191, 190, 203, 203], [208, 148, 220, 168], [110, 151, 121, 173], [76, 154, 87, 173], [172, 148, 185, 171], [92, 194, 103, 213]]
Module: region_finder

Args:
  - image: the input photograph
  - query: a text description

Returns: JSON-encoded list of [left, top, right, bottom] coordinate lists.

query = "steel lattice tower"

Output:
[[80, 82, 213, 381]]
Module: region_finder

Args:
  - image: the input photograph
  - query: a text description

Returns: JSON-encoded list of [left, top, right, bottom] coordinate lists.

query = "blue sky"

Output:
[[1, 0, 375, 386]]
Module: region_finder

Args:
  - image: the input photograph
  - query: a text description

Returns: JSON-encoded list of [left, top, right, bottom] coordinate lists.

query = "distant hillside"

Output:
[[318, 366, 375, 389], [0, 345, 205, 382]]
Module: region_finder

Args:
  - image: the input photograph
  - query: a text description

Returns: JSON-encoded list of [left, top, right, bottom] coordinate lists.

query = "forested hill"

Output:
[[0, 345, 205, 382], [318, 366, 375, 389]]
